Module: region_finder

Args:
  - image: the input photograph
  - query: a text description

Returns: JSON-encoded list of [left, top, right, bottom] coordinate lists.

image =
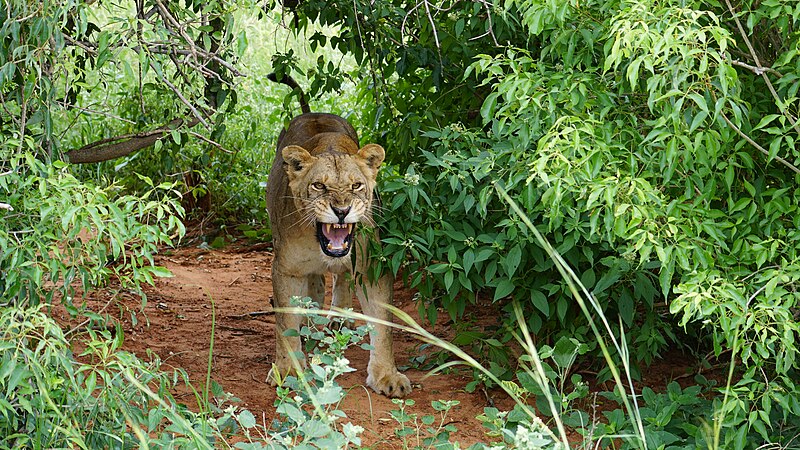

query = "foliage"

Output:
[[272, 0, 800, 446], [0, 305, 229, 448], [266, 0, 521, 162], [0, 149, 184, 307], [390, 398, 461, 450]]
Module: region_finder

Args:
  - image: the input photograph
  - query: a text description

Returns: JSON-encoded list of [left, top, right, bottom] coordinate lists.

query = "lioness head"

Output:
[[282, 143, 385, 258]]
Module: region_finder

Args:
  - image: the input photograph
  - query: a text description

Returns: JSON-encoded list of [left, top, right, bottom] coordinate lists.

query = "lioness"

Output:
[[265, 75, 412, 398]]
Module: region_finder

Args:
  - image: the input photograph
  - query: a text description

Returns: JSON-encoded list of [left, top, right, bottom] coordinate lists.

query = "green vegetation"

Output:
[[2, 0, 800, 447]]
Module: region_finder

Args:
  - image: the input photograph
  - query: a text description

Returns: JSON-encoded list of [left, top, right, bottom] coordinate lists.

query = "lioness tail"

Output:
[[267, 73, 311, 115]]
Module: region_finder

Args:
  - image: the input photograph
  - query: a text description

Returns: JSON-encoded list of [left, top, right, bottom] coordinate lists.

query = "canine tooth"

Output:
[[327, 243, 333, 250]]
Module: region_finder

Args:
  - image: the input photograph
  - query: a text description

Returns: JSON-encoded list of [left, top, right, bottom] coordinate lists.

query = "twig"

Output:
[[217, 325, 258, 334], [0, 203, 13, 211], [159, 76, 211, 129], [56, 101, 137, 124], [66, 295, 116, 337], [721, 112, 800, 175], [727, 58, 783, 78], [226, 311, 274, 320], [154, 0, 200, 67], [724, 0, 800, 136], [475, 0, 500, 46], [422, 0, 443, 67], [187, 131, 232, 154]]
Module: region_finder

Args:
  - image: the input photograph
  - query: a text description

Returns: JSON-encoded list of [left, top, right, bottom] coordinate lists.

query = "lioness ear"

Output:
[[282, 145, 315, 179], [357, 144, 385, 176]]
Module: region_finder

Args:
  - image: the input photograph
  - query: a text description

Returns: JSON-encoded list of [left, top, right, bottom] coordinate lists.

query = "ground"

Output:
[[54, 238, 709, 448], [57, 241, 518, 448]]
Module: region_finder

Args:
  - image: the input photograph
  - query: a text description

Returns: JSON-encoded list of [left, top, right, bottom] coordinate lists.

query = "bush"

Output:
[[0, 305, 223, 448], [0, 149, 184, 308]]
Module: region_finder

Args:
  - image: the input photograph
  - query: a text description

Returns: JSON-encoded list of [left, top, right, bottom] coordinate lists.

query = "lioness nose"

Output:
[[332, 206, 351, 223]]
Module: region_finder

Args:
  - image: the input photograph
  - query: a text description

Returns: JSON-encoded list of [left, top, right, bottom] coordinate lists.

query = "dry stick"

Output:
[[225, 311, 274, 320], [721, 112, 800, 175], [724, 0, 800, 136]]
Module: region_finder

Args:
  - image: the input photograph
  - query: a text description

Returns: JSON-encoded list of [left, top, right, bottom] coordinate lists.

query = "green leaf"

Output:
[[493, 278, 515, 301], [150, 266, 173, 278], [530, 289, 549, 316], [768, 136, 783, 161], [238, 410, 256, 428], [503, 245, 523, 277]]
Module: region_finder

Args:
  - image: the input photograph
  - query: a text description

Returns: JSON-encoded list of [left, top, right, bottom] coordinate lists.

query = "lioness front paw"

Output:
[[366, 369, 412, 398]]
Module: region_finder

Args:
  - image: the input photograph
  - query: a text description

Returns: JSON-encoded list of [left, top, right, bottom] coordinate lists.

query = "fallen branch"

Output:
[[65, 118, 199, 164]]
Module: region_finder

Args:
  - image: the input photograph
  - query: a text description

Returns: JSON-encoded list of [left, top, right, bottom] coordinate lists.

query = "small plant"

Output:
[[476, 408, 560, 450], [232, 296, 370, 449], [0, 305, 224, 448], [390, 398, 461, 450], [0, 152, 184, 308]]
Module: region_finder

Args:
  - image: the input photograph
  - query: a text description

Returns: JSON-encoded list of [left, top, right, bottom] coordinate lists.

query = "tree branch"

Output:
[[721, 112, 800, 175], [727, 58, 783, 78], [724, 0, 800, 136], [65, 118, 199, 164]]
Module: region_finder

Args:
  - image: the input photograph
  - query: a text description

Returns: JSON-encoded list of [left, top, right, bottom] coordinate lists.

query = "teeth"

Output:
[[323, 223, 353, 230], [327, 243, 333, 250]]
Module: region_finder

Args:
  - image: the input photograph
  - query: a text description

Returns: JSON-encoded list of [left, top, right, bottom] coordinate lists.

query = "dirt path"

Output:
[[65, 243, 515, 448]]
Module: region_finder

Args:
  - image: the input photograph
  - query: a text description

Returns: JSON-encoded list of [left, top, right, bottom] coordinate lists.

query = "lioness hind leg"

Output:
[[267, 270, 308, 385], [356, 273, 412, 398]]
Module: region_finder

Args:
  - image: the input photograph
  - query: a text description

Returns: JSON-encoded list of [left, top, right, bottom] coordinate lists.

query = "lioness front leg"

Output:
[[356, 273, 412, 398], [331, 273, 353, 310], [267, 270, 308, 385]]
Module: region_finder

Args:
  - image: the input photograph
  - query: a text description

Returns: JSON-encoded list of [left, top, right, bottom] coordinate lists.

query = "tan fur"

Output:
[[266, 113, 412, 398]]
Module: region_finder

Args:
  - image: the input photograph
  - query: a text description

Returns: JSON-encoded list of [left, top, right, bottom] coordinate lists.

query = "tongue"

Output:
[[323, 225, 350, 248]]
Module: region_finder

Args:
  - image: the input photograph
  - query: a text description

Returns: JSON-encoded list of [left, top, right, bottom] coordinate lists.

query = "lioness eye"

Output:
[[352, 182, 364, 190], [311, 182, 325, 190]]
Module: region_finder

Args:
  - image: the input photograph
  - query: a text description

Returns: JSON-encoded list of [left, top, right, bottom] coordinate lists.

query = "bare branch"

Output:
[[55, 101, 137, 124], [187, 131, 233, 154], [422, 0, 443, 67], [727, 58, 783, 78]]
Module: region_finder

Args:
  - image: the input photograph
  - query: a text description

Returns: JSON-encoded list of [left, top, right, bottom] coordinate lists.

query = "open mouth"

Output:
[[316, 222, 356, 257]]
